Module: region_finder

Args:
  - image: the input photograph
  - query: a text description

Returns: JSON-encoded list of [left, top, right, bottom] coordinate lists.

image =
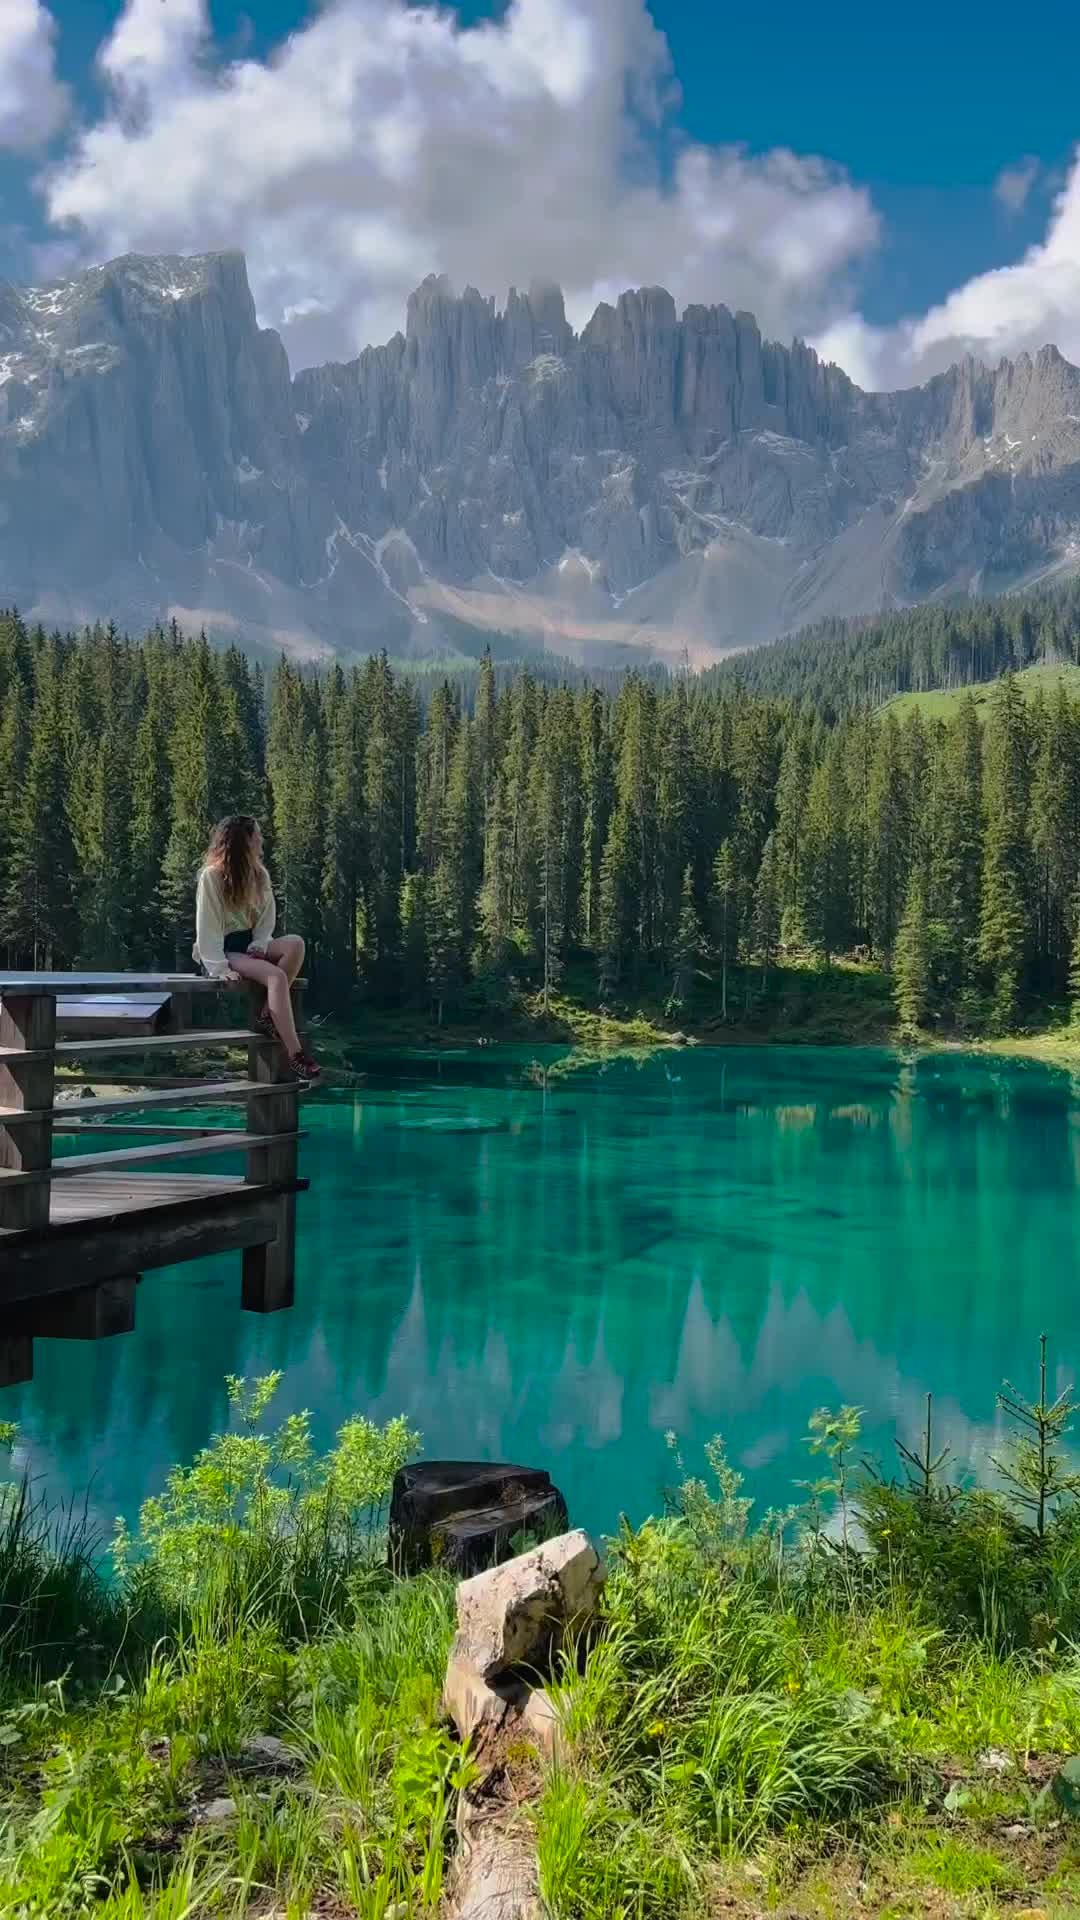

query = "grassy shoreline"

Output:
[[5, 1372, 1080, 1916], [307, 961, 1080, 1076]]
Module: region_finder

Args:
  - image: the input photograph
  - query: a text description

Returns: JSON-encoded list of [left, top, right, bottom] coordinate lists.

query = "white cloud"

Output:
[[815, 147, 1080, 390], [0, 0, 68, 149], [41, 0, 878, 368], [994, 155, 1040, 217]]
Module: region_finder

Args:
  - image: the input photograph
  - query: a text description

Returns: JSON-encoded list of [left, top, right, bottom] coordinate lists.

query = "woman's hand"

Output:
[[224, 968, 242, 984], [247, 943, 267, 959]]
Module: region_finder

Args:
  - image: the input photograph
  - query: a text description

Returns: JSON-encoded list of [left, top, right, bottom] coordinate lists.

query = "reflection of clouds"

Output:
[[9, 1049, 1080, 1542]]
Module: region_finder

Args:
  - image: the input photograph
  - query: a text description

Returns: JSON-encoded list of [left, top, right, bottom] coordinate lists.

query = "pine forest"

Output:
[[2, 601, 1080, 1037]]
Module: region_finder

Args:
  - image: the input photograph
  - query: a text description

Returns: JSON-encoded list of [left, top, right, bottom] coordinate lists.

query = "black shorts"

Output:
[[224, 930, 254, 956]]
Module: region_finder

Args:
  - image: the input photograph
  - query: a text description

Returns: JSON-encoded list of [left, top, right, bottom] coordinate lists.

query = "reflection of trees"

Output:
[[9, 1049, 1080, 1542]]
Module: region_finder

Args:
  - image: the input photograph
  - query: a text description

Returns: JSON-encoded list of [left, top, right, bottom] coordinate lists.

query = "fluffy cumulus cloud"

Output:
[[21, 0, 1080, 391], [0, 0, 68, 149], [40, 0, 879, 367], [816, 148, 1080, 389]]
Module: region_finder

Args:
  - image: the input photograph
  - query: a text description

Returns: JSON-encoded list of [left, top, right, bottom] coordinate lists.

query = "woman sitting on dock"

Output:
[[194, 815, 321, 1080]]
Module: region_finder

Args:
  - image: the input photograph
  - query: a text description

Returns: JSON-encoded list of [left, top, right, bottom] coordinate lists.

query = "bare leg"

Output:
[[228, 951, 301, 1056], [265, 933, 305, 985]]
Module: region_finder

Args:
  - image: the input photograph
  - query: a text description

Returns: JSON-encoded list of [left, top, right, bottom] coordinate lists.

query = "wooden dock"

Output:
[[0, 972, 309, 1388]]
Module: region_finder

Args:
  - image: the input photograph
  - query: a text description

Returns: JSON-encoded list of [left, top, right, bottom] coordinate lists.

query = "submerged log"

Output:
[[388, 1460, 568, 1576]]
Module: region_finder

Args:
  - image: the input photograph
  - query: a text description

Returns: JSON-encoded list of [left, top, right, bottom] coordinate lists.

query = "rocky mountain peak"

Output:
[[2, 248, 1080, 665]]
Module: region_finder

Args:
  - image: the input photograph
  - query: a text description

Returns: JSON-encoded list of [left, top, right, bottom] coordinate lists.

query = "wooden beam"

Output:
[[242, 1025, 300, 1312], [0, 1186, 304, 1297], [0, 994, 56, 1232], [0, 1078, 259, 1124], [0, 973, 220, 996], [15, 1276, 138, 1341], [50, 1029, 260, 1059], [52, 1124, 237, 1139], [0, 1128, 308, 1186], [0, 973, 305, 996]]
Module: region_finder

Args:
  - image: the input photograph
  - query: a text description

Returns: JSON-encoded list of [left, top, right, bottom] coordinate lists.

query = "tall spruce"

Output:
[[979, 674, 1032, 1032]]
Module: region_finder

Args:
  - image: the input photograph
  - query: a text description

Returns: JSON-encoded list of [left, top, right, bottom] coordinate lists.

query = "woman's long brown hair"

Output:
[[204, 815, 267, 911]]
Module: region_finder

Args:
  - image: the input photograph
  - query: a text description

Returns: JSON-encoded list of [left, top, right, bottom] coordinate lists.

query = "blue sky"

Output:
[[2, 0, 1079, 385]]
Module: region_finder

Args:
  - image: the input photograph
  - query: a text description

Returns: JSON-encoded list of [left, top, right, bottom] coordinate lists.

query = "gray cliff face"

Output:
[[3, 252, 1080, 663]]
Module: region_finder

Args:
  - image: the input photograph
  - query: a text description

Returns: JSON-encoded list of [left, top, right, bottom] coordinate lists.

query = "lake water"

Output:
[[5, 1044, 1080, 1542]]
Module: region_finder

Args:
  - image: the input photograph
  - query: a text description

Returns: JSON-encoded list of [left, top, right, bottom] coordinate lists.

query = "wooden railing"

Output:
[[0, 973, 308, 1369]]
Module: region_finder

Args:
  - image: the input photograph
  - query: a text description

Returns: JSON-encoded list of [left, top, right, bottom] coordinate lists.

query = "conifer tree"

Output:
[[359, 653, 404, 993], [979, 675, 1032, 1032], [268, 661, 324, 969], [668, 865, 702, 1015], [577, 686, 610, 953], [867, 716, 909, 956], [711, 839, 738, 1021], [319, 665, 362, 996], [399, 869, 429, 1004], [751, 829, 782, 979], [2, 641, 78, 965], [1029, 687, 1080, 994], [128, 671, 173, 965], [802, 740, 851, 960], [894, 870, 930, 1032], [160, 637, 224, 963]]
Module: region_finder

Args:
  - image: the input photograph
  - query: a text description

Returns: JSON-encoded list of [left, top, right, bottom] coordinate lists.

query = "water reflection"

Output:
[[5, 1047, 1080, 1540]]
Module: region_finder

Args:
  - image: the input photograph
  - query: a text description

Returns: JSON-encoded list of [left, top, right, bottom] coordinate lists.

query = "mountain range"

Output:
[[3, 249, 1080, 665]]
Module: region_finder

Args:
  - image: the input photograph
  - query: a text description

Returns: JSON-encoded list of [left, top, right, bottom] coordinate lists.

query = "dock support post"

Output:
[[0, 1335, 33, 1388], [242, 999, 299, 1314], [18, 1277, 139, 1342], [0, 993, 56, 1234]]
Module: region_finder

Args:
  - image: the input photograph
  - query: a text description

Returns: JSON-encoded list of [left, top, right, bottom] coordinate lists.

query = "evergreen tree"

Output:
[[802, 739, 851, 960], [160, 637, 224, 964], [2, 641, 78, 965], [751, 830, 782, 978], [979, 675, 1032, 1032], [359, 653, 404, 993], [399, 869, 429, 1004], [668, 865, 703, 1015], [926, 694, 982, 1001], [867, 716, 909, 956], [1029, 687, 1080, 994], [319, 665, 362, 997], [894, 871, 930, 1032], [268, 661, 324, 970], [711, 839, 738, 1021], [774, 718, 813, 946]]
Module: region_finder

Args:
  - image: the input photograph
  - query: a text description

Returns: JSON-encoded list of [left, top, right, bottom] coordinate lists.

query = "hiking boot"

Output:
[[289, 1049, 322, 1081]]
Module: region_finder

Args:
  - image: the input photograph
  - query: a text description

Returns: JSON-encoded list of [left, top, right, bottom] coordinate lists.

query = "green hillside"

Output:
[[882, 660, 1080, 721]]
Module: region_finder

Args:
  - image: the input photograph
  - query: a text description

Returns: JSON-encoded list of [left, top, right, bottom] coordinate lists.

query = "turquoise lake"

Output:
[[5, 1045, 1080, 1541]]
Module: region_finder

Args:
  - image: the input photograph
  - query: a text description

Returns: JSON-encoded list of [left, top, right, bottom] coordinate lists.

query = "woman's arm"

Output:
[[250, 880, 277, 953], [194, 868, 231, 978]]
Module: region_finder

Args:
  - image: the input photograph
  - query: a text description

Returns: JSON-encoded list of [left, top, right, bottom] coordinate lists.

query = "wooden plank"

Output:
[[0, 973, 222, 996], [36, 1029, 261, 1060], [0, 994, 56, 1232], [0, 1129, 307, 1186], [0, 1078, 258, 1123], [53, 1124, 233, 1138], [0, 973, 305, 996], [46, 1172, 241, 1225], [0, 1187, 303, 1297]]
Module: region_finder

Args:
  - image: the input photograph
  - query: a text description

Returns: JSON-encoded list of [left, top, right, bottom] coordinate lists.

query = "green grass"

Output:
[[883, 660, 1080, 723], [7, 1364, 1080, 1914]]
